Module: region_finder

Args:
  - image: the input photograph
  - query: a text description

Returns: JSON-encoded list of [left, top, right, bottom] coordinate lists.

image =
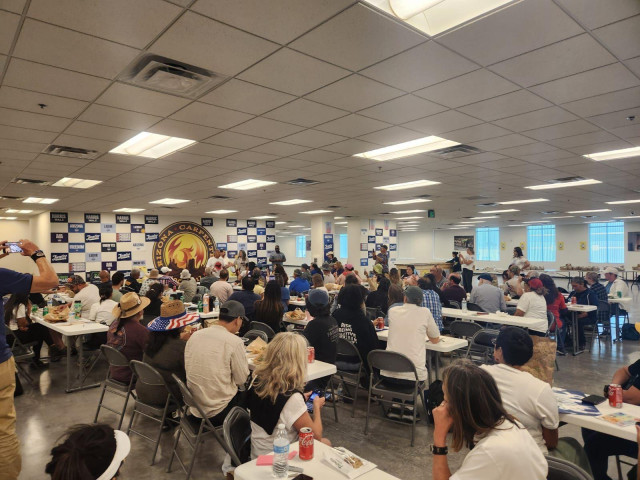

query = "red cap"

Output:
[[527, 278, 543, 290]]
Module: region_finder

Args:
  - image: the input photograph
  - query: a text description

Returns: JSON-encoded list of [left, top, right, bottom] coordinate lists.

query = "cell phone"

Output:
[[582, 394, 606, 405], [292, 474, 313, 480], [5, 242, 22, 253]]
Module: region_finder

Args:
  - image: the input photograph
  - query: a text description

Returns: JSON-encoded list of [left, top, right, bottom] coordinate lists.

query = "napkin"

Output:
[[256, 451, 297, 465]]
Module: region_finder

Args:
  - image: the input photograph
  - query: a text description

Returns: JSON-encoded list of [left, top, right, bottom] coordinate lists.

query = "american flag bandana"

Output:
[[147, 311, 200, 331]]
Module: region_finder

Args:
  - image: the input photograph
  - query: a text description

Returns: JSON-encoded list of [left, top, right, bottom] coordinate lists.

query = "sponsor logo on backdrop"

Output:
[[257, 257, 267, 265], [117, 251, 132, 261], [226, 219, 237, 227], [116, 233, 131, 242], [375, 228, 383, 236], [237, 227, 247, 235], [101, 223, 115, 233], [51, 253, 69, 263], [86, 271, 101, 283], [247, 220, 257, 228], [361, 259, 368, 266], [68, 223, 84, 233], [360, 243, 368, 251], [216, 243, 227, 250], [257, 228, 266, 235], [132, 260, 145, 267], [86, 252, 101, 262], [133, 242, 144, 250], [85, 213, 100, 223], [257, 243, 266, 250], [390, 229, 397, 237], [69, 262, 86, 273], [145, 233, 159, 242], [368, 236, 375, 243], [131, 224, 144, 233], [324, 234, 334, 261], [247, 235, 257, 243], [102, 261, 116, 271], [390, 244, 397, 251], [50, 212, 68, 223], [266, 235, 275, 243], [227, 250, 237, 258], [101, 243, 117, 252], [266, 221, 275, 228], [247, 250, 257, 258], [69, 243, 85, 253], [152, 221, 215, 280], [51, 233, 68, 243], [144, 215, 158, 224], [85, 233, 101, 243], [115, 214, 130, 224], [227, 235, 238, 243], [201, 218, 213, 227]]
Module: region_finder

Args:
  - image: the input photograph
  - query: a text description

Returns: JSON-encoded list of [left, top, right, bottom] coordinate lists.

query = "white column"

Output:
[[347, 218, 363, 267], [310, 216, 331, 264]]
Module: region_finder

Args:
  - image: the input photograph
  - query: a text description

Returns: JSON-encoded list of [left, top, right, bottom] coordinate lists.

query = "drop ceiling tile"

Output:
[[530, 63, 640, 105], [230, 117, 304, 140], [495, 142, 558, 158], [492, 106, 579, 132], [323, 138, 386, 155], [13, 19, 140, 79], [413, 69, 519, 109], [96, 83, 190, 117], [238, 48, 350, 96], [78, 104, 161, 131], [549, 130, 618, 149], [357, 126, 425, 146], [458, 90, 553, 122], [0, 149, 38, 161], [358, 94, 448, 124], [199, 79, 295, 115], [556, 0, 640, 29], [610, 124, 640, 139], [316, 114, 390, 138], [263, 99, 348, 128], [441, 123, 512, 144], [205, 131, 270, 149], [55, 134, 120, 153], [250, 141, 309, 157], [3, 59, 111, 101], [522, 119, 601, 142], [0, 107, 71, 132], [470, 134, 536, 152], [593, 15, 640, 60], [64, 120, 137, 143], [0, 86, 88, 118], [147, 118, 221, 141], [0, 54, 5, 72], [562, 86, 640, 118], [306, 74, 404, 112], [191, 0, 352, 45], [170, 102, 254, 130], [183, 142, 240, 158], [403, 110, 483, 135], [0, 139, 47, 153], [439, 0, 582, 66], [587, 108, 640, 130], [290, 3, 425, 71], [0, 125, 57, 143], [0, 10, 19, 55], [627, 56, 640, 78], [289, 149, 345, 161], [151, 11, 278, 76], [0, 0, 26, 14], [27, 0, 181, 49], [226, 151, 278, 164], [490, 34, 616, 88]]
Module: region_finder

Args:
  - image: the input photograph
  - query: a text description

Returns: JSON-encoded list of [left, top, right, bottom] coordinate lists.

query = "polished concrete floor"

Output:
[[14, 298, 640, 479]]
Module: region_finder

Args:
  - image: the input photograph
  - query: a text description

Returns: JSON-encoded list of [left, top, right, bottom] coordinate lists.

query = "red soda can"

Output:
[[609, 383, 623, 408], [571, 296, 577, 304], [299, 427, 314, 460], [307, 346, 315, 363]]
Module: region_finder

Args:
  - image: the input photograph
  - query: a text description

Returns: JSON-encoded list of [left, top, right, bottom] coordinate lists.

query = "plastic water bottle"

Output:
[[214, 298, 219, 312], [272, 423, 289, 478], [461, 299, 468, 311]]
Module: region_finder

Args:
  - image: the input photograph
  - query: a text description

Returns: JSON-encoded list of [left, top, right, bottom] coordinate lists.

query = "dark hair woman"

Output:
[[388, 267, 402, 288], [511, 246, 531, 270], [431, 361, 547, 480], [143, 282, 163, 322], [539, 274, 567, 354], [365, 276, 390, 315], [310, 262, 322, 277], [254, 280, 285, 333], [274, 264, 288, 286], [384, 284, 405, 326]]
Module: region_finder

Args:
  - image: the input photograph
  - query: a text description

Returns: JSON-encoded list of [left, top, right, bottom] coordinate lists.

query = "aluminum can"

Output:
[[571, 296, 577, 304], [617, 291, 622, 298], [608, 383, 623, 408], [299, 427, 314, 460], [307, 346, 315, 363]]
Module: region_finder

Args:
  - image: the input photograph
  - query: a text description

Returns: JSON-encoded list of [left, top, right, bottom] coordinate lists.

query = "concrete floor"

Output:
[[14, 299, 640, 480]]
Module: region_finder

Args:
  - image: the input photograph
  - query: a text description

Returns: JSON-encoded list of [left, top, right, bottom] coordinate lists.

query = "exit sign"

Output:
[[428, 209, 435, 218]]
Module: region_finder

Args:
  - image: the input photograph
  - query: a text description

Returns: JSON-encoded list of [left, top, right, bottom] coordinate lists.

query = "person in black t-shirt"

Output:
[[582, 359, 640, 478], [302, 289, 338, 390]]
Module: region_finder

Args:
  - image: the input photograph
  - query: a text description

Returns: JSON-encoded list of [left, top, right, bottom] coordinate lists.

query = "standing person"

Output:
[[539, 274, 568, 355], [302, 290, 339, 389], [210, 269, 233, 304], [511, 246, 531, 270], [233, 250, 248, 276], [567, 277, 598, 351], [268, 245, 286, 268], [178, 269, 197, 303], [205, 249, 221, 270], [418, 277, 444, 331], [447, 252, 462, 273], [66, 275, 100, 317], [254, 280, 285, 333], [432, 362, 548, 480], [459, 247, 475, 293], [138, 268, 160, 297], [326, 251, 338, 264], [372, 245, 389, 274]]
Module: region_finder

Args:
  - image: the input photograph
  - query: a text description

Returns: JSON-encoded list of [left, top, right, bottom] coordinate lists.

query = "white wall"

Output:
[[0, 219, 38, 274]]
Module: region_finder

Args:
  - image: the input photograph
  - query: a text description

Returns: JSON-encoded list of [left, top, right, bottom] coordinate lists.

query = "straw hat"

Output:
[[147, 300, 199, 331], [148, 268, 159, 279], [112, 292, 150, 319]]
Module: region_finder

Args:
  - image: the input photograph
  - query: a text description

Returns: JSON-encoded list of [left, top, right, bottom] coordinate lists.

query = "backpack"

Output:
[[621, 323, 640, 341], [425, 380, 444, 423]]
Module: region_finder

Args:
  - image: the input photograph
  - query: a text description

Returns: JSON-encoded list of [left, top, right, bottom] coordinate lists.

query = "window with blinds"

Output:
[[527, 225, 556, 262], [339, 233, 348, 259], [476, 227, 500, 261], [589, 222, 624, 263], [296, 235, 306, 258]]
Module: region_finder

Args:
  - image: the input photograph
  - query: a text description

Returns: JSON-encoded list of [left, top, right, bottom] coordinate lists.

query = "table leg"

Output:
[[65, 334, 72, 392], [613, 303, 621, 343], [427, 352, 433, 384], [65, 335, 102, 394], [435, 352, 440, 380], [572, 312, 584, 356]]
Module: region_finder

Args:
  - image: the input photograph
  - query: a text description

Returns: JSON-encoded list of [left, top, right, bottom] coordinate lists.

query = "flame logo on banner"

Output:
[[166, 234, 207, 269], [152, 222, 215, 279]]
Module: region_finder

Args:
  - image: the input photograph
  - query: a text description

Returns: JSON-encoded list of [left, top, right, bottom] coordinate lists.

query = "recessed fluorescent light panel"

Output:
[[206, 209, 237, 214], [287, 225, 305, 228], [375, 179, 441, 191], [5, 209, 32, 214], [335, 221, 348, 225], [269, 199, 312, 206], [566, 209, 612, 214], [468, 216, 498, 220], [383, 199, 431, 205], [478, 209, 518, 214], [0, 217, 17, 220], [395, 216, 423, 220], [110, 132, 196, 159], [584, 146, 640, 161], [606, 199, 640, 205], [113, 208, 145, 213], [613, 216, 640, 219], [522, 220, 550, 224], [363, 0, 515, 36], [300, 210, 333, 215], [149, 198, 189, 205], [52, 177, 103, 189], [354, 135, 459, 161], [498, 198, 549, 205], [252, 215, 277, 219], [544, 216, 574, 219], [390, 209, 426, 214], [219, 179, 277, 190], [23, 197, 58, 204], [525, 179, 602, 190]]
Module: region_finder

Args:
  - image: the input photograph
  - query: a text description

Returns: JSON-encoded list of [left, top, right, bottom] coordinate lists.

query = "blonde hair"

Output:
[[253, 333, 307, 403]]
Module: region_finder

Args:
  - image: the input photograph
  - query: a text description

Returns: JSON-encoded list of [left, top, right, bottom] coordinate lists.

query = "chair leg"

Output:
[[352, 380, 360, 419], [186, 427, 204, 480], [329, 378, 338, 423], [118, 378, 134, 430], [151, 398, 171, 466], [410, 389, 417, 447], [125, 403, 136, 435], [364, 375, 373, 436], [616, 455, 623, 480], [166, 425, 182, 473], [93, 383, 107, 423]]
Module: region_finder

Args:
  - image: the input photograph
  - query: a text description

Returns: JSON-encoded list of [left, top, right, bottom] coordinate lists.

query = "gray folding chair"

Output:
[[242, 329, 269, 343], [5, 325, 37, 387], [448, 320, 483, 359], [468, 329, 500, 365], [466, 302, 485, 312], [167, 375, 233, 480], [364, 350, 426, 447], [446, 300, 461, 309], [222, 406, 251, 468], [249, 321, 276, 341], [545, 455, 592, 480], [93, 345, 135, 430], [127, 360, 180, 465], [545, 311, 560, 372], [331, 338, 364, 419]]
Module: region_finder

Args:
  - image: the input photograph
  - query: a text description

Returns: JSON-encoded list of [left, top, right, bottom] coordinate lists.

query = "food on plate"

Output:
[[285, 308, 306, 321], [246, 337, 267, 356], [325, 283, 342, 291], [44, 304, 70, 323]]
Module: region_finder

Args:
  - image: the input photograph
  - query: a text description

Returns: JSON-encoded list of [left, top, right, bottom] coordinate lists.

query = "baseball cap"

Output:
[[526, 278, 544, 290], [160, 266, 170, 274], [478, 273, 493, 281], [344, 263, 354, 270], [404, 286, 423, 305], [67, 275, 86, 286], [308, 289, 329, 307], [219, 300, 248, 322]]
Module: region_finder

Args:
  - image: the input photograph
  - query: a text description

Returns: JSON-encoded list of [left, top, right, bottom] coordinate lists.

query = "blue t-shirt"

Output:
[[289, 278, 310, 295], [280, 286, 290, 311], [0, 268, 33, 363]]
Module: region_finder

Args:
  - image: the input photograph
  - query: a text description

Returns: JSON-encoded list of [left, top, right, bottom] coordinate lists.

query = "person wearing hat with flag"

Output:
[[136, 300, 199, 414], [469, 273, 507, 313]]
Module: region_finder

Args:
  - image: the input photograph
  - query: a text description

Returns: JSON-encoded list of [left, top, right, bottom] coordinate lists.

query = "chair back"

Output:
[[597, 299, 610, 315], [5, 325, 35, 358], [471, 329, 500, 348], [101, 344, 129, 368], [249, 321, 276, 340], [191, 294, 202, 304], [129, 360, 167, 389], [196, 286, 208, 296], [367, 350, 417, 380], [447, 300, 461, 309], [336, 337, 362, 362], [449, 320, 483, 339], [466, 302, 484, 312], [557, 287, 569, 294], [223, 406, 251, 467], [243, 329, 268, 343], [545, 455, 592, 480], [365, 307, 382, 321], [546, 311, 555, 327]]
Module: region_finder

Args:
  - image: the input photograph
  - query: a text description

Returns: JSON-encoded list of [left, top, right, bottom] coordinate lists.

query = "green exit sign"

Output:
[[428, 209, 435, 218]]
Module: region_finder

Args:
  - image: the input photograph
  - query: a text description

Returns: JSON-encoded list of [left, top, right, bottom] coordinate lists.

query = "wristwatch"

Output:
[[30, 250, 45, 262], [430, 445, 448, 455]]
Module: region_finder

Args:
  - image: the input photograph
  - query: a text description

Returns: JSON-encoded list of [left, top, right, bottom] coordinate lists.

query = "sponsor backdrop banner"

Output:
[[85, 213, 100, 223], [115, 214, 131, 224], [201, 218, 213, 227], [131, 224, 145, 233], [145, 215, 158, 224], [51, 233, 68, 243], [50, 212, 68, 223], [51, 253, 69, 263], [68, 223, 84, 233], [324, 234, 334, 261], [101, 223, 115, 233], [69, 243, 85, 253]]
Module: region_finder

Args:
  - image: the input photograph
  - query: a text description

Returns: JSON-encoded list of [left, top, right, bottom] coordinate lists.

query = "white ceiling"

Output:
[[0, 0, 638, 232]]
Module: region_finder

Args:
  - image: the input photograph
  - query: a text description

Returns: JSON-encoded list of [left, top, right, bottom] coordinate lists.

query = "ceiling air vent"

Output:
[[581, 215, 598, 219], [464, 195, 489, 201], [12, 178, 50, 185], [477, 202, 498, 207], [541, 211, 560, 215], [42, 144, 99, 160], [430, 144, 482, 158], [549, 176, 587, 183], [416, 194, 431, 199], [327, 205, 341, 209], [119, 54, 227, 99], [0, 195, 24, 201], [208, 195, 232, 200], [285, 178, 321, 186]]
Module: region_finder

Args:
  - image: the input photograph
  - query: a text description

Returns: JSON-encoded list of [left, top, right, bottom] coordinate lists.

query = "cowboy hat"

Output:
[[147, 300, 199, 331], [112, 292, 150, 319]]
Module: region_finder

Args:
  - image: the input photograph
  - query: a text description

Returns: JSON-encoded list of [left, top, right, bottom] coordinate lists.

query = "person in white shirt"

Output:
[[88, 285, 118, 326], [205, 249, 221, 270], [432, 362, 547, 480], [459, 247, 475, 293], [515, 278, 549, 335], [322, 263, 336, 284], [210, 269, 233, 303], [501, 265, 521, 297], [510, 246, 531, 270], [381, 286, 440, 385], [66, 275, 100, 317], [482, 327, 592, 474], [603, 266, 631, 310]]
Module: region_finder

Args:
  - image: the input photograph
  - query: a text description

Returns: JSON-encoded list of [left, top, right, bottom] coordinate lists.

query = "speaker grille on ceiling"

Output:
[[42, 144, 100, 159], [12, 178, 50, 185], [285, 178, 321, 186], [430, 144, 482, 158]]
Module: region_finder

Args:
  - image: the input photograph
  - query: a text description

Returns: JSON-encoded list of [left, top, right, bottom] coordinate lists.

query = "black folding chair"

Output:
[[127, 361, 180, 465], [446, 300, 461, 309], [331, 338, 365, 419], [468, 329, 500, 365], [365, 350, 426, 447], [243, 329, 268, 343], [222, 406, 251, 468], [5, 325, 37, 387], [249, 321, 276, 341], [466, 302, 485, 312], [93, 345, 135, 429]]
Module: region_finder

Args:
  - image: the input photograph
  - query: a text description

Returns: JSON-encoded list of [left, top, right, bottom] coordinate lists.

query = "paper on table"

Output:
[[599, 412, 640, 428], [552, 387, 600, 416], [255, 451, 297, 466], [323, 447, 376, 479]]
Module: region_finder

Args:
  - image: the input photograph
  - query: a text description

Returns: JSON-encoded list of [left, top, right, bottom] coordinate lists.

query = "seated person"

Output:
[[247, 333, 331, 459], [138, 268, 160, 297], [228, 276, 261, 323], [384, 284, 405, 326], [418, 276, 443, 331], [382, 286, 440, 387], [483, 327, 591, 474], [254, 280, 285, 333], [336, 264, 363, 286], [123, 268, 141, 294], [514, 278, 548, 324], [143, 283, 164, 320], [300, 263, 313, 283], [89, 285, 118, 326], [603, 266, 630, 312], [469, 273, 507, 313], [441, 273, 466, 305], [322, 264, 336, 284], [502, 266, 521, 297], [583, 359, 640, 479], [210, 269, 233, 304], [365, 276, 390, 315], [289, 269, 311, 296], [310, 273, 328, 293], [110, 271, 125, 303], [430, 266, 447, 289], [199, 266, 219, 290], [310, 262, 323, 278], [184, 300, 250, 426], [303, 290, 339, 389], [178, 269, 197, 303], [567, 277, 598, 350], [158, 266, 179, 289]]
